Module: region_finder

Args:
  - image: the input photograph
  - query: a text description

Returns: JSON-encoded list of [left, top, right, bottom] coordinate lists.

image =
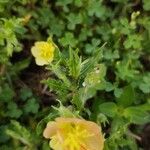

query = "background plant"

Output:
[[0, 0, 150, 150]]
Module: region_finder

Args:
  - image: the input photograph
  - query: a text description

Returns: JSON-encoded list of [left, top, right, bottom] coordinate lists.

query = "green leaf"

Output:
[[117, 85, 135, 107], [68, 47, 81, 79], [110, 117, 127, 135], [87, 0, 109, 20], [0, 84, 14, 102], [99, 102, 118, 118], [0, 0, 9, 12], [80, 46, 103, 77], [84, 64, 106, 88], [139, 74, 150, 93], [139, 83, 150, 93], [53, 101, 80, 118], [85, 39, 101, 54], [124, 107, 150, 124], [43, 79, 68, 91], [124, 34, 143, 49], [11, 58, 30, 74], [103, 49, 119, 60], [116, 60, 137, 80], [74, 0, 83, 7], [143, 0, 150, 11], [56, 0, 73, 6], [6, 102, 22, 118], [23, 98, 39, 114], [59, 32, 77, 47], [50, 63, 71, 87], [0, 125, 10, 143], [43, 78, 69, 101], [1, 18, 24, 56], [42, 141, 50, 150], [6, 120, 32, 147], [79, 27, 93, 42], [20, 87, 33, 101], [73, 63, 107, 107], [67, 13, 82, 30], [114, 88, 123, 98], [72, 91, 83, 109], [36, 112, 56, 135], [96, 113, 109, 126], [137, 103, 150, 111]]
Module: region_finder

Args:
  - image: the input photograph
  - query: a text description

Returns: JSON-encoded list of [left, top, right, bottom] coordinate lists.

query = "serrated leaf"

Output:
[[6, 120, 32, 147], [44, 78, 68, 91], [50, 64, 71, 87], [68, 47, 81, 79], [72, 91, 84, 109], [53, 101, 80, 118], [43, 78, 69, 101], [80, 46, 103, 77]]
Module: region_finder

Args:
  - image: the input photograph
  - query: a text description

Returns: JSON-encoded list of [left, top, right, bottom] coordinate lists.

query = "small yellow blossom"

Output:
[[43, 117, 104, 150], [22, 14, 31, 25], [31, 41, 55, 66]]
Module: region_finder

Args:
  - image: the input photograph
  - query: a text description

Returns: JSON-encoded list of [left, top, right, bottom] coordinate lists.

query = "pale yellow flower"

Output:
[[31, 41, 55, 66], [43, 117, 104, 150]]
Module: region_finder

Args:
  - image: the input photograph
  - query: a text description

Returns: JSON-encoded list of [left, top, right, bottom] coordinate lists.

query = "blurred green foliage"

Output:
[[0, 0, 150, 150]]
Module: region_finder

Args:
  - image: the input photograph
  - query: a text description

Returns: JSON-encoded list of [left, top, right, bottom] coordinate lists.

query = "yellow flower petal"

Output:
[[35, 58, 48, 66], [35, 42, 55, 54], [50, 134, 63, 150], [31, 41, 55, 66], [43, 117, 104, 150], [43, 121, 58, 139], [31, 46, 40, 57], [83, 121, 104, 150]]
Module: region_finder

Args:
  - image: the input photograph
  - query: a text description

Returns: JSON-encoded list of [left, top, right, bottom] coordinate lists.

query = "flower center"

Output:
[[40, 49, 50, 59], [39, 43, 54, 60], [62, 123, 93, 150]]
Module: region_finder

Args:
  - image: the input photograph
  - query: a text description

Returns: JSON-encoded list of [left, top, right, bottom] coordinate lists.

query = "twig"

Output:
[[127, 130, 142, 141]]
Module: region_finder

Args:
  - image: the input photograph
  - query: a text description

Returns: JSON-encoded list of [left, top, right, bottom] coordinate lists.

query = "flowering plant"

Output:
[[1, 1, 150, 150]]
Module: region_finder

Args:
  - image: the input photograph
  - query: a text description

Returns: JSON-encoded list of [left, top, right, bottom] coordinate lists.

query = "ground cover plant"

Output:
[[0, 0, 150, 150]]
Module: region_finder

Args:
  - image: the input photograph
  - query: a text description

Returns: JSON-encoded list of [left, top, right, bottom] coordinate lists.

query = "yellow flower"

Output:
[[43, 117, 104, 150], [22, 14, 31, 25], [31, 41, 55, 66]]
